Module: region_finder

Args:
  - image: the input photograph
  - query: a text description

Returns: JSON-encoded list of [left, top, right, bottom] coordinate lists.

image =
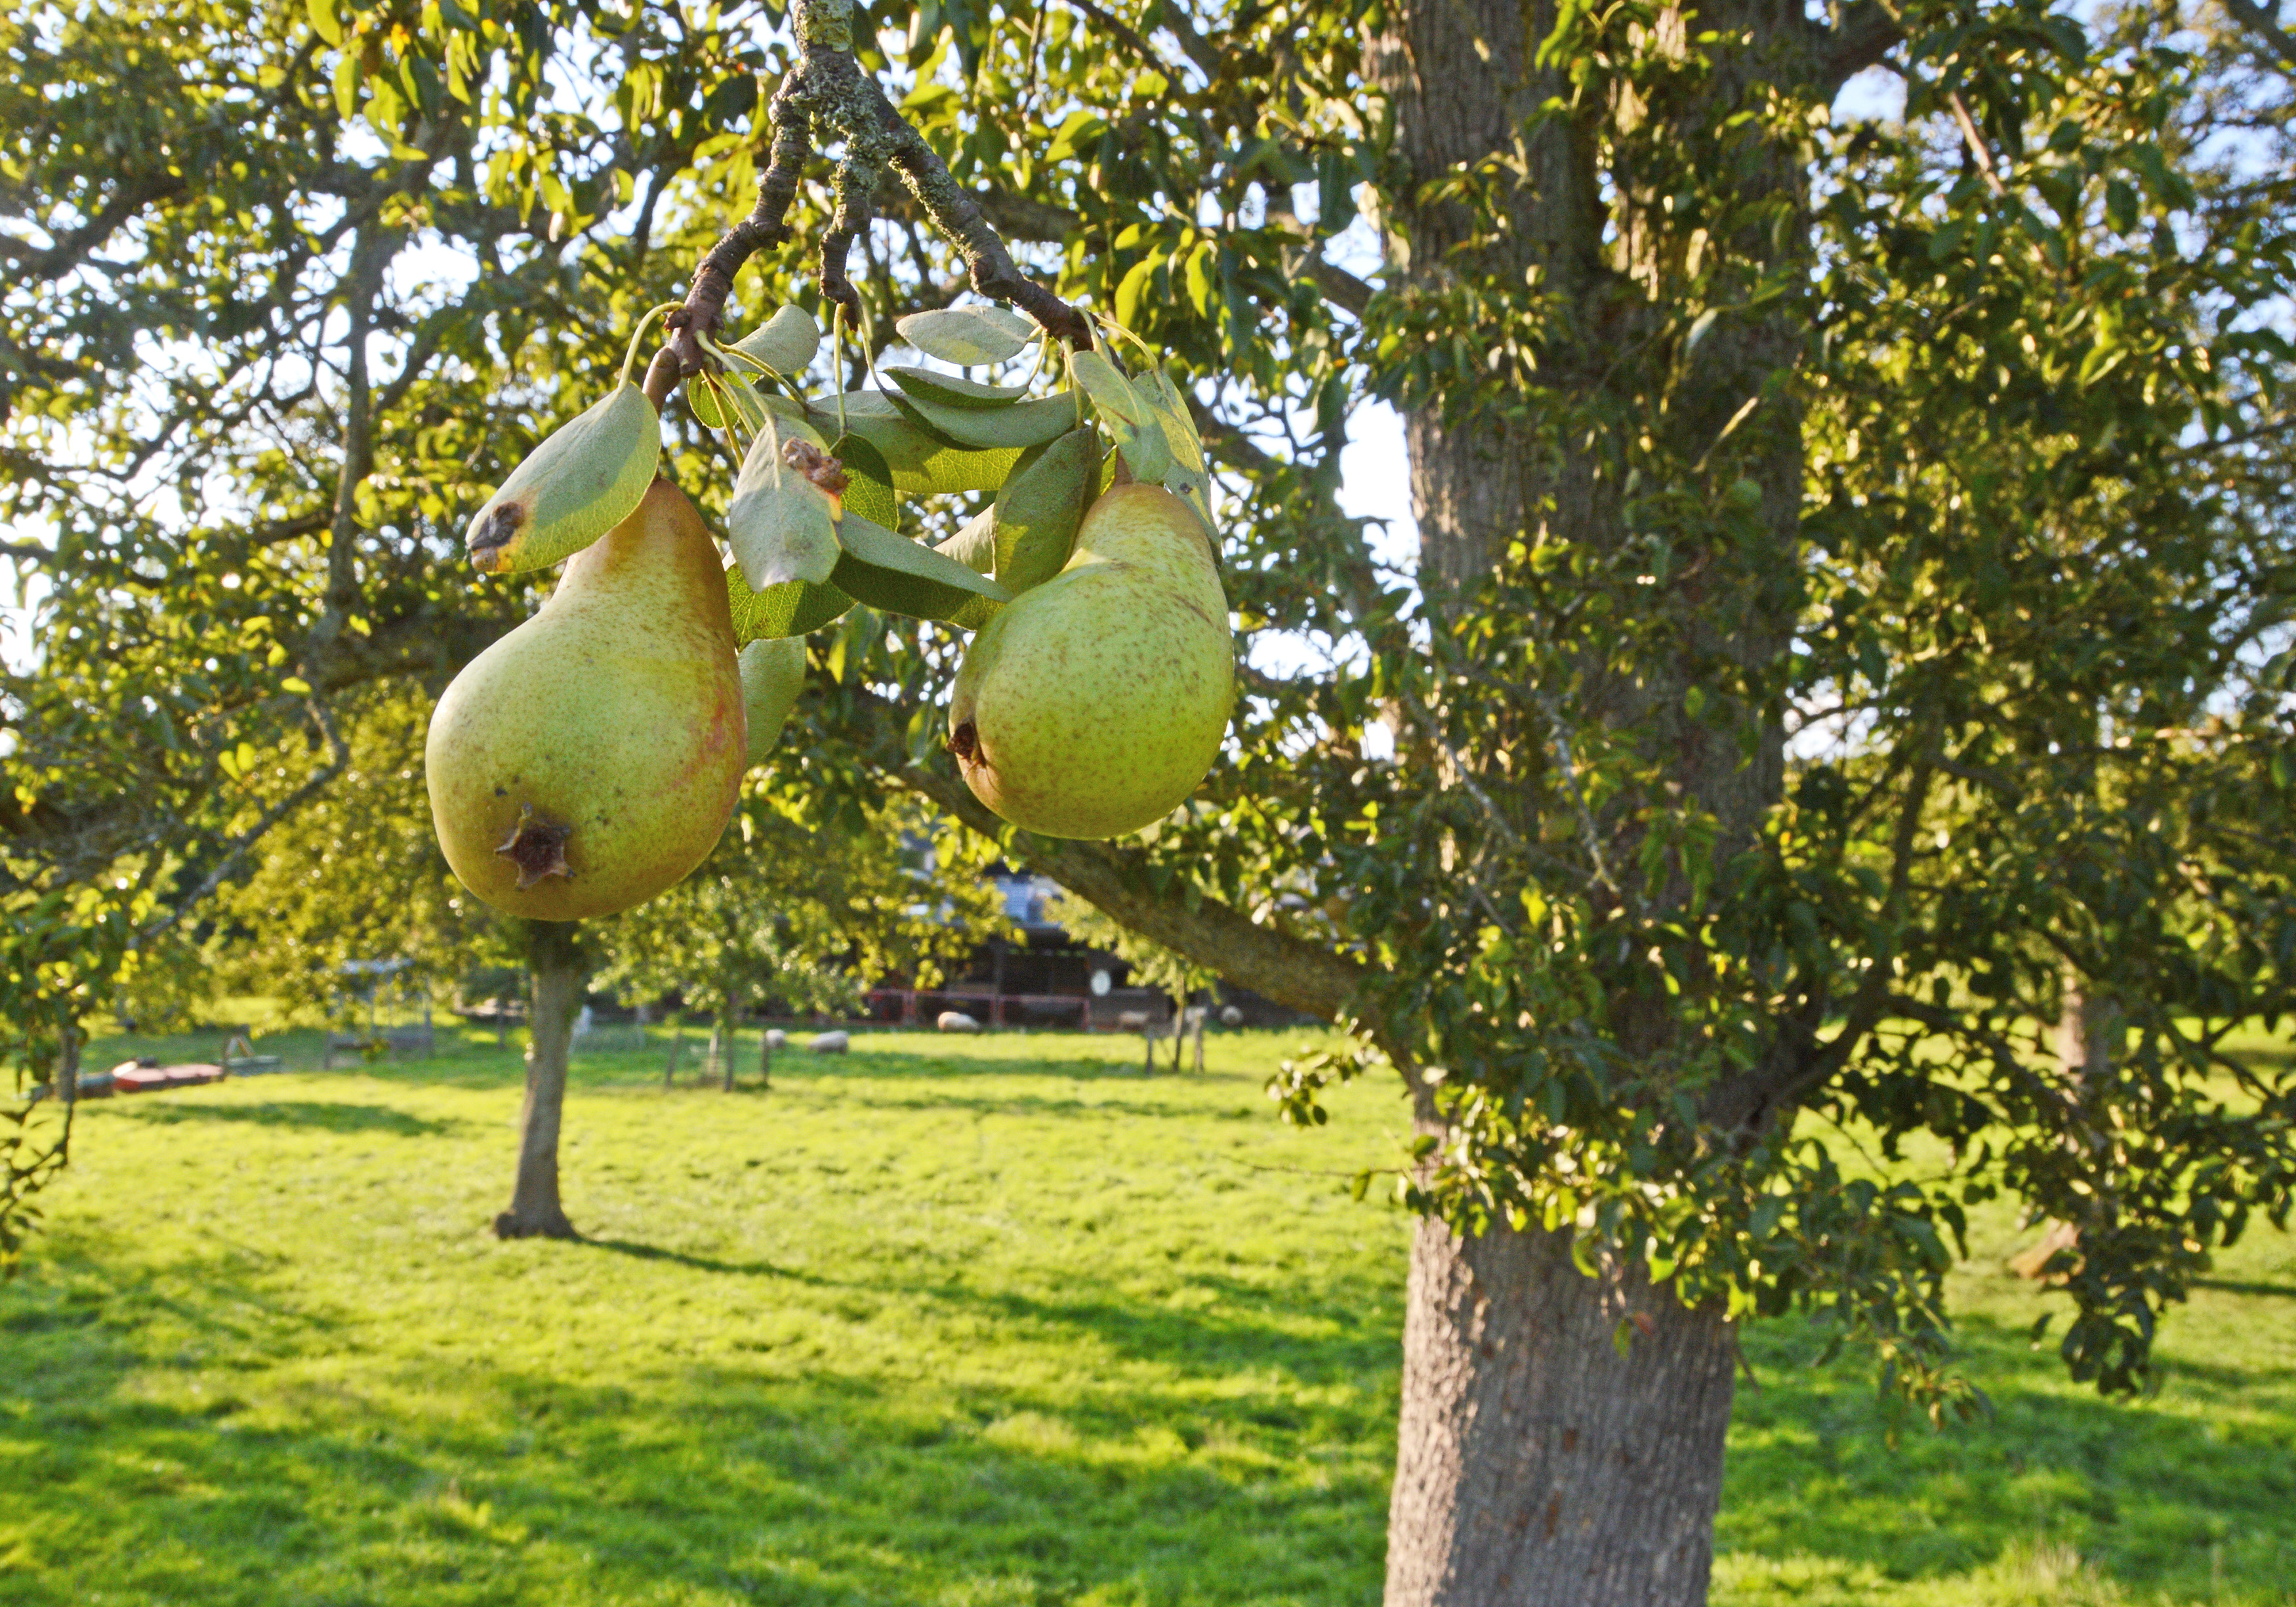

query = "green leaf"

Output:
[[1071, 350, 1172, 482], [726, 563, 854, 642], [830, 512, 1013, 621], [726, 409, 840, 590], [879, 365, 1031, 409], [810, 393, 1029, 494], [830, 432, 899, 532], [878, 373, 1080, 451], [308, 0, 344, 46], [1138, 365, 1214, 534], [993, 427, 1097, 595], [464, 382, 660, 574], [738, 637, 807, 764], [934, 505, 997, 575], [896, 304, 1037, 365], [732, 304, 821, 378]]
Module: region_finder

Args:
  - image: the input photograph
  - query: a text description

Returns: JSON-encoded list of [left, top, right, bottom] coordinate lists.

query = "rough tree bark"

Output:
[[1387, 1215, 1739, 1604], [493, 920, 584, 1240]]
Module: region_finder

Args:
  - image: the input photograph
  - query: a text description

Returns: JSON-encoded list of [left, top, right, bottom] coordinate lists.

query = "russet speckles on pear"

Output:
[[428, 478, 745, 920], [949, 483, 1233, 839]]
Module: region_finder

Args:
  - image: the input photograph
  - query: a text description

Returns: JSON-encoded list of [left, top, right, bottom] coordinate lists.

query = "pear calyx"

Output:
[[495, 804, 575, 889]]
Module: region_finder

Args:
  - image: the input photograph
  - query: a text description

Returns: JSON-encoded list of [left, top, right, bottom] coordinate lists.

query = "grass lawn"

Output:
[[1, 1023, 2289, 1605]]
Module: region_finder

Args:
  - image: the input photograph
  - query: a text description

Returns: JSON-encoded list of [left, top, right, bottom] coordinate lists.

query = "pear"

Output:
[[427, 477, 745, 920], [948, 484, 1232, 839]]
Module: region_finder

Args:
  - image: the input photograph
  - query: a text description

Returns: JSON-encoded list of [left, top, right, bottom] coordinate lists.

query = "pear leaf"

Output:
[[879, 365, 1031, 411], [878, 373, 1081, 451], [1069, 349, 1148, 425], [726, 409, 841, 591], [1070, 350, 1173, 482], [829, 432, 900, 533], [726, 562, 855, 642], [688, 377, 724, 430], [739, 637, 808, 764], [897, 304, 1037, 365], [933, 506, 1004, 631], [732, 304, 821, 378], [1139, 365, 1214, 533], [831, 512, 1014, 621], [993, 427, 1097, 595], [466, 382, 659, 574], [808, 394, 1029, 495], [935, 505, 998, 574]]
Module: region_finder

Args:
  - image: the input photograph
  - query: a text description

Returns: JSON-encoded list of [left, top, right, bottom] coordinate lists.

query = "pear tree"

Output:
[[6, 0, 2296, 1598]]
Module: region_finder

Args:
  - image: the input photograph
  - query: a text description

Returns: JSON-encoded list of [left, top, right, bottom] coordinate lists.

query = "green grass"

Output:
[[1, 1026, 2289, 1605]]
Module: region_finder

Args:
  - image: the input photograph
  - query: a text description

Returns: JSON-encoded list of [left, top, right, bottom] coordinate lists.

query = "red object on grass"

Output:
[[112, 1063, 227, 1094]]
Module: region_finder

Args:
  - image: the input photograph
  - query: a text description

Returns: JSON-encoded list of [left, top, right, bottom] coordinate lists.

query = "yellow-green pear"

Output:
[[948, 483, 1231, 838], [427, 477, 745, 919], [464, 383, 660, 574]]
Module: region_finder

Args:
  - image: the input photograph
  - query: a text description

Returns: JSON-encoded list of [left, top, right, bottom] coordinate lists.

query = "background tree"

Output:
[[5, 0, 2295, 1600]]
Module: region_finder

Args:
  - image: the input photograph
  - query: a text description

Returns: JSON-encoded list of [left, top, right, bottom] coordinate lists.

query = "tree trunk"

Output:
[[493, 921, 583, 1240], [1384, 1217, 1738, 1606], [705, 1013, 726, 1087], [759, 1026, 772, 1090], [56, 1024, 79, 1106], [663, 1013, 684, 1087], [1359, 0, 1833, 1590], [719, 1007, 738, 1092]]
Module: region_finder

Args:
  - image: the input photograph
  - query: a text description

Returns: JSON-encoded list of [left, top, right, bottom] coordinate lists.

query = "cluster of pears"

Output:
[[426, 299, 1231, 923]]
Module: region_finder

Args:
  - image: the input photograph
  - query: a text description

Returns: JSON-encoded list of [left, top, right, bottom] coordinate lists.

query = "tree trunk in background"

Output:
[[493, 921, 583, 1240], [759, 1027, 772, 1089], [663, 1014, 684, 1087], [56, 1025, 79, 1106], [1384, 1217, 1738, 1604], [1370, 0, 1820, 1595], [719, 1007, 738, 1092]]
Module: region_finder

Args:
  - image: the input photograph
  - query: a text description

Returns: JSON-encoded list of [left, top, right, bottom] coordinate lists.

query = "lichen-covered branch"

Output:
[[664, 0, 1092, 381]]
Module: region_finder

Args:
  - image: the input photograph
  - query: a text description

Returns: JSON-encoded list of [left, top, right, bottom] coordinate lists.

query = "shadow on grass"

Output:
[[1721, 1308, 2296, 1598], [579, 1236, 832, 1284], [2191, 1276, 2296, 1300], [112, 1100, 463, 1138], [3, 1238, 1388, 1606]]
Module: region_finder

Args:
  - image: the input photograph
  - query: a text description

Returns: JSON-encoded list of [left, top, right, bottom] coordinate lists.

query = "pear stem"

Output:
[[661, 0, 1091, 385]]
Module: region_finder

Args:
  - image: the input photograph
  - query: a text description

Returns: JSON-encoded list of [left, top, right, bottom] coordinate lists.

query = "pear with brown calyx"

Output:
[[426, 477, 746, 920], [949, 483, 1231, 839]]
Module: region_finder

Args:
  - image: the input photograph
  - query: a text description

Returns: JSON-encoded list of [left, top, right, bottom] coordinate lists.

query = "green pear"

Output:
[[948, 483, 1232, 839], [427, 477, 746, 919]]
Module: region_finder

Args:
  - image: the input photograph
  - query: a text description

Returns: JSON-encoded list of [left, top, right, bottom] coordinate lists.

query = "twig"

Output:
[[1947, 91, 2007, 198], [662, 0, 1092, 383]]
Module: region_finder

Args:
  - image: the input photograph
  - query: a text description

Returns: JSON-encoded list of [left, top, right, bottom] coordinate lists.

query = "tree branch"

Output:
[[665, 0, 1092, 380], [1814, 1, 1904, 98], [2221, 0, 2296, 72], [895, 764, 1372, 1023]]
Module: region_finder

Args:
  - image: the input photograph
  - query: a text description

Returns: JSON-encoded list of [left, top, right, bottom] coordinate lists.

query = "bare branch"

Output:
[[666, 0, 1092, 379], [2221, 0, 2296, 72], [1814, 1, 1903, 98]]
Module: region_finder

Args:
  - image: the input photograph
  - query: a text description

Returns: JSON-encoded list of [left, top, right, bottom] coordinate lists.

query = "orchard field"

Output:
[[1, 1026, 2289, 1606]]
